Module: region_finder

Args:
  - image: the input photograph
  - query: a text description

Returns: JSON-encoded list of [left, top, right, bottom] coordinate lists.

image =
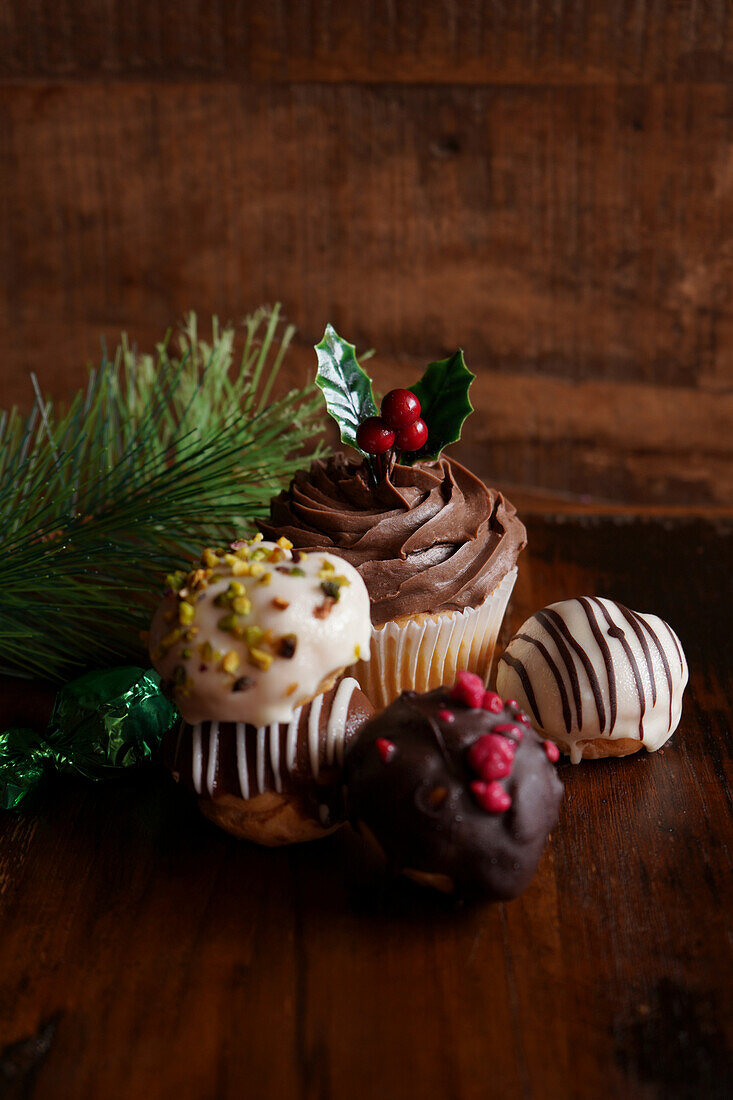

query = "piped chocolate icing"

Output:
[[261, 454, 526, 626], [343, 684, 563, 900]]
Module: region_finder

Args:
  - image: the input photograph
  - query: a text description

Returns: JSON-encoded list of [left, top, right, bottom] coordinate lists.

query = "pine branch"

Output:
[[0, 305, 327, 681]]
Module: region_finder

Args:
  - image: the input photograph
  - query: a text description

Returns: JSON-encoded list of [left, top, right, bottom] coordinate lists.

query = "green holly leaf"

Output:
[[315, 325, 378, 451], [403, 349, 475, 463]]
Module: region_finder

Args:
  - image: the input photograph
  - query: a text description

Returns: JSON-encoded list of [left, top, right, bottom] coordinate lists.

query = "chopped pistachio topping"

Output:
[[276, 537, 293, 550], [178, 601, 195, 625], [201, 549, 219, 568], [181, 647, 192, 659], [232, 676, 254, 692], [249, 647, 273, 672], [278, 634, 297, 659], [257, 570, 272, 585], [354, 644, 361, 660], [160, 628, 181, 649], [272, 597, 290, 611], [286, 682, 298, 696], [244, 625, 264, 647], [320, 580, 342, 601], [222, 650, 240, 674]]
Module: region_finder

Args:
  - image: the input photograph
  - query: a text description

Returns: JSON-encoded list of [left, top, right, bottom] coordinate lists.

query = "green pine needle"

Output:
[[0, 305, 328, 682]]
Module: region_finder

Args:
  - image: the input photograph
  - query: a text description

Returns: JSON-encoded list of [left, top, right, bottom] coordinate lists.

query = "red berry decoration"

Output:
[[381, 388, 421, 430], [437, 708, 455, 723], [450, 671, 485, 709], [356, 417, 395, 455], [395, 418, 428, 452], [493, 722, 524, 742], [468, 733, 516, 781], [543, 740, 560, 763], [482, 690, 504, 714], [376, 737, 396, 762], [471, 780, 512, 814]]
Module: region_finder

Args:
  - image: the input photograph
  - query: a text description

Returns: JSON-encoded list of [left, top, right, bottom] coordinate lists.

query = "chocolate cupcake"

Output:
[[343, 672, 563, 899], [262, 329, 526, 708]]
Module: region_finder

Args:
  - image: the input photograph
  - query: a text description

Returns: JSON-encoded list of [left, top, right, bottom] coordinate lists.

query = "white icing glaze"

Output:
[[206, 720, 219, 795], [189, 678, 362, 801], [256, 725, 266, 793], [192, 723, 203, 794], [327, 676, 357, 765], [308, 693, 324, 780], [497, 597, 688, 763], [150, 541, 371, 726], [236, 722, 249, 799]]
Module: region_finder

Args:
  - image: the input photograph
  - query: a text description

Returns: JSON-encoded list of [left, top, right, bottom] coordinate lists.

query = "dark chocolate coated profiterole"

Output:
[[343, 673, 564, 899]]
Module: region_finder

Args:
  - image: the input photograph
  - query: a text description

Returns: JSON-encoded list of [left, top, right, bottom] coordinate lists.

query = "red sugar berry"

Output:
[[381, 389, 421, 430], [356, 417, 395, 455], [467, 733, 516, 781], [437, 708, 455, 723], [516, 712, 532, 726], [395, 418, 428, 452], [450, 671, 485, 709], [471, 780, 512, 814], [493, 723, 524, 742], [376, 737, 396, 763], [543, 740, 560, 763], [482, 690, 504, 714], [505, 699, 519, 710]]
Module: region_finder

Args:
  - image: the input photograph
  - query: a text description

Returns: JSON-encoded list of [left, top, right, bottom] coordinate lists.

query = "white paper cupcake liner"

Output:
[[354, 566, 518, 710]]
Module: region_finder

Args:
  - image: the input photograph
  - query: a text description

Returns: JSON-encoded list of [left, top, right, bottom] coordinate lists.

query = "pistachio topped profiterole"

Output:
[[148, 536, 371, 726]]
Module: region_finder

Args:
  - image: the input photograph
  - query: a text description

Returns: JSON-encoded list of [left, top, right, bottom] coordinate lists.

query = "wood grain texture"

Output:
[[1, 78, 732, 504], [2, 0, 733, 85], [0, 514, 730, 1099]]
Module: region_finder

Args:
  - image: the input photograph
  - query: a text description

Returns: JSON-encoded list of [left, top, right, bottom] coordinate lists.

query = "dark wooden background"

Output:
[[1, 1, 732, 505]]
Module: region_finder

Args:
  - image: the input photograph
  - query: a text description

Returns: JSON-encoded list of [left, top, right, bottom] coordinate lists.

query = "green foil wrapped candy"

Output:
[[47, 667, 179, 779], [0, 666, 179, 808], [0, 727, 54, 810]]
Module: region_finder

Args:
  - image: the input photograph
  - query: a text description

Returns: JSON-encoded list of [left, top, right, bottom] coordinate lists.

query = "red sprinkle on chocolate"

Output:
[[450, 670, 485, 709], [470, 780, 512, 814], [543, 740, 561, 762], [482, 690, 504, 714], [517, 712, 532, 726], [493, 722, 524, 742], [467, 733, 516, 781], [376, 738, 395, 763], [437, 708, 455, 723]]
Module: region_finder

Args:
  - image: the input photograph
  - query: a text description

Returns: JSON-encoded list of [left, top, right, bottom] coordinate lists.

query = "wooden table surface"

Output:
[[0, 509, 731, 1100]]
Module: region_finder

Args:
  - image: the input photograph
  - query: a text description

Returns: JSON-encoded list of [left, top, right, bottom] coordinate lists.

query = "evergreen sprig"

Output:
[[0, 305, 327, 682]]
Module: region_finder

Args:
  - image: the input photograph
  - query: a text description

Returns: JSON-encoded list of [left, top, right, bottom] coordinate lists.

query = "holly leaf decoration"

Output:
[[315, 325, 378, 451], [402, 349, 475, 463]]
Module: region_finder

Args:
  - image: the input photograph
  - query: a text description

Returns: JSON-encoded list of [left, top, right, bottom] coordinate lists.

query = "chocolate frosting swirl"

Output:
[[261, 454, 526, 626]]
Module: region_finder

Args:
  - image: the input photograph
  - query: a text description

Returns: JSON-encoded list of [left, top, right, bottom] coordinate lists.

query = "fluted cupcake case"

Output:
[[354, 567, 518, 710]]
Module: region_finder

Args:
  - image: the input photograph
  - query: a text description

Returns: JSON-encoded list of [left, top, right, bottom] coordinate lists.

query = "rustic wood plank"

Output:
[[0, 515, 730, 1098], [1, 81, 732, 504], [2, 0, 733, 85], [2, 82, 732, 392]]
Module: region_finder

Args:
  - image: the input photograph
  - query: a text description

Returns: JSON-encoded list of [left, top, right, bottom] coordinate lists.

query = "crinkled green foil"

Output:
[[0, 728, 54, 810], [1, 667, 179, 809]]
